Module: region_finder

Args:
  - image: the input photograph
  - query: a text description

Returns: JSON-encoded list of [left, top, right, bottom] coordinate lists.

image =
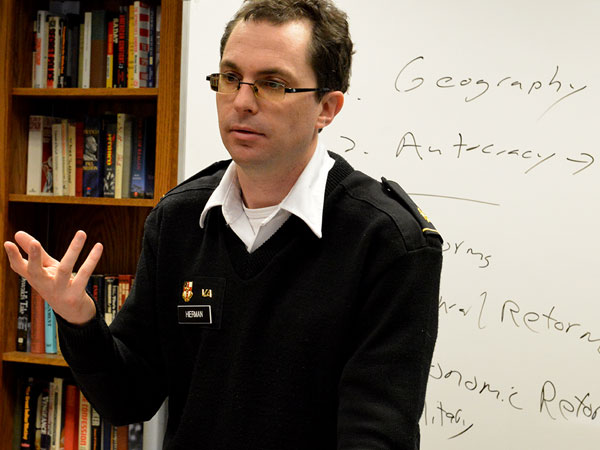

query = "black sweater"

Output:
[[57, 153, 443, 449]]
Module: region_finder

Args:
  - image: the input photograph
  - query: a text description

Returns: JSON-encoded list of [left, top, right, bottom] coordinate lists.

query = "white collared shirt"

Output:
[[199, 141, 335, 253]]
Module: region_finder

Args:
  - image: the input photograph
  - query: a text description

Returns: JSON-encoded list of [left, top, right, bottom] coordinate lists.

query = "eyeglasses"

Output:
[[206, 73, 330, 102]]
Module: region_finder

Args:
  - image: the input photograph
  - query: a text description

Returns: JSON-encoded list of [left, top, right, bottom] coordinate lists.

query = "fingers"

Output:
[[3, 241, 28, 276], [55, 230, 88, 285], [14, 231, 56, 266], [71, 242, 103, 291]]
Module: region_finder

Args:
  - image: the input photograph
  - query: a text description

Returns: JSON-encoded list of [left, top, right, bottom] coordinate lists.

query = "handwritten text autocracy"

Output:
[[394, 56, 588, 117]]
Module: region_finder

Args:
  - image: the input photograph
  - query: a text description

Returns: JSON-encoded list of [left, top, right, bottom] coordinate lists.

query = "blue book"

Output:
[[44, 301, 57, 354]]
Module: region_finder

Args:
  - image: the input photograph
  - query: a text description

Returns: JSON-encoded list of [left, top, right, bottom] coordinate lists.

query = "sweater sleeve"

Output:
[[337, 238, 442, 449], [56, 209, 168, 425]]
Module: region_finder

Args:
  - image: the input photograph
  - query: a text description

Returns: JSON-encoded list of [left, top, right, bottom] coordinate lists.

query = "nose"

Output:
[[232, 83, 258, 114]]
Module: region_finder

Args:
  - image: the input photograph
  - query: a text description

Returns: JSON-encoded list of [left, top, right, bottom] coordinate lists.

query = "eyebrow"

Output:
[[219, 60, 296, 82]]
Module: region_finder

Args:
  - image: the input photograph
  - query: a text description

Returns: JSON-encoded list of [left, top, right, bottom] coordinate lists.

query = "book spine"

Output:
[[52, 377, 64, 450], [61, 119, 69, 195], [16, 276, 31, 351], [47, 16, 62, 89], [58, 21, 67, 88], [26, 115, 43, 195], [121, 115, 133, 198], [35, 11, 49, 88], [20, 378, 36, 448], [44, 301, 57, 354], [75, 121, 84, 196], [51, 123, 63, 196], [143, 116, 156, 198], [104, 276, 117, 325], [117, 8, 127, 87], [129, 118, 145, 198], [32, 20, 37, 88], [63, 385, 79, 450], [78, 394, 91, 450], [90, 408, 101, 450], [30, 289, 45, 354], [127, 5, 135, 88], [103, 120, 117, 198], [68, 122, 77, 196], [147, 6, 155, 88], [115, 114, 125, 199], [39, 381, 51, 450], [136, 2, 150, 88], [82, 117, 101, 197], [82, 12, 92, 88], [106, 18, 114, 88], [90, 10, 107, 89]]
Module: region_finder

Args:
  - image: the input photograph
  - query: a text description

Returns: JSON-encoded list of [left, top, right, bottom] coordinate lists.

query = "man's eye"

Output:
[[260, 80, 284, 90], [222, 74, 239, 83]]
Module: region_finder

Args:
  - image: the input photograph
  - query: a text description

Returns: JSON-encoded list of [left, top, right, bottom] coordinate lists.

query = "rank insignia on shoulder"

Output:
[[381, 177, 442, 239], [182, 281, 194, 302]]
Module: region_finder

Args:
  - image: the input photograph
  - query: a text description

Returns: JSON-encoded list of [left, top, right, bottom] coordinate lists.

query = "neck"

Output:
[[236, 143, 317, 209]]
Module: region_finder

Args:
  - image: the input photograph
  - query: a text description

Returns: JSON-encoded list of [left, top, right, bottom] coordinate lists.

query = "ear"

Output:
[[315, 91, 344, 130]]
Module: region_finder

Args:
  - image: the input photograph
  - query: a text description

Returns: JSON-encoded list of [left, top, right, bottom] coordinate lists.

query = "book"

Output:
[[75, 121, 84, 196], [68, 122, 77, 196], [51, 122, 64, 196], [65, 14, 81, 88], [90, 408, 101, 450], [12, 377, 25, 449], [44, 301, 58, 354], [51, 377, 64, 450], [117, 274, 133, 310], [103, 117, 117, 198], [30, 288, 46, 354], [133, 1, 150, 88], [129, 117, 145, 197], [127, 5, 135, 87], [106, 17, 116, 88], [16, 276, 31, 352], [82, 117, 102, 197], [35, 11, 49, 88], [104, 275, 118, 325], [20, 377, 37, 448], [144, 116, 156, 198], [81, 12, 92, 88], [27, 115, 61, 195], [147, 5, 155, 88], [87, 274, 105, 317], [63, 384, 80, 450], [60, 119, 69, 195], [115, 113, 133, 198], [142, 400, 167, 450], [47, 16, 63, 89], [78, 393, 92, 450], [90, 10, 107, 88], [117, 7, 128, 87], [36, 380, 50, 449]]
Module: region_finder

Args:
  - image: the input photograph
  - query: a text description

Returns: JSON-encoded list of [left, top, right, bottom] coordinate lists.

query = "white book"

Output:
[[52, 377, 64, 450], [67, 122, 77, 196], [51, 123, 63, 196], [115, 113, 134, 198], [81, 12, 92, 88], [27, 115, 60, 194], [35, 11, 49, 88], [134, 1, 150, 88]]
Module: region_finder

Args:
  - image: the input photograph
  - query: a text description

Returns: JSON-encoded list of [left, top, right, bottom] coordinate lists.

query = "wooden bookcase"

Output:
[[0, 0, 182, 447]]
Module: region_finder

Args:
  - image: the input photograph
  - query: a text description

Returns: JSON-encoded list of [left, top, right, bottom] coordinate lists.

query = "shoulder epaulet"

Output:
[[381, 177, 442, 242]]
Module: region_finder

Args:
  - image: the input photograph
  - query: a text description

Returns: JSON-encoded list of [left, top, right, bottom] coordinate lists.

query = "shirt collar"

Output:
[[199, 140, 334, 239]]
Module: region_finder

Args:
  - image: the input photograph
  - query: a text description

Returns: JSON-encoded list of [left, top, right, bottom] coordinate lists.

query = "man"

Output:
[[4, 1, 442, 448]]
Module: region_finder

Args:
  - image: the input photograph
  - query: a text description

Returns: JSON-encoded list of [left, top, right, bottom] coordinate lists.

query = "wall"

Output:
[[179, 1, 600, 448]]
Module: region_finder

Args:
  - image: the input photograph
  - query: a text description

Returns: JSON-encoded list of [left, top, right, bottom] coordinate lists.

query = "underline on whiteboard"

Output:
[[409, 193, 501, 207]]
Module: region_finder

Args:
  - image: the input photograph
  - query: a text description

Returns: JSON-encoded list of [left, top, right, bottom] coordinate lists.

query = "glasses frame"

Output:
[[206, 73, 331, 101]]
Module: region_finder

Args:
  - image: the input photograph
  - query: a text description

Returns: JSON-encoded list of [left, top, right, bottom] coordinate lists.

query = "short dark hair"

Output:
[[220, 0, 354, 97]]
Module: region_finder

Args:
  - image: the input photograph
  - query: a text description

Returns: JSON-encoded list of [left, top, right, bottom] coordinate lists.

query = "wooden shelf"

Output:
[[12, 88, 158, 99], [9, 194, 156, 207], [2, 351, 68, 368]]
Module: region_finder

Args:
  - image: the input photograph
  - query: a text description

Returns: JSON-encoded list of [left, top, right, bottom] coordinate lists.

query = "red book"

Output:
[[30, 289, 45, 353], [63, 385, 80, 450]]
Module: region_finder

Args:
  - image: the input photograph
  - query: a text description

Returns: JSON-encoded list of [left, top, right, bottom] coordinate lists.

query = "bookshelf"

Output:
[[0, 0, 182, 447]]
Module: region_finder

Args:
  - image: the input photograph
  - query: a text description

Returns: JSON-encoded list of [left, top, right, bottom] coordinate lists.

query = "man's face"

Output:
[[216, 19, 325, 176]]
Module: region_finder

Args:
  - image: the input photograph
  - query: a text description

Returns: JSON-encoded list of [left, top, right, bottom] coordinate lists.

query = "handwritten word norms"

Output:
[[394, 56, 587, 117]]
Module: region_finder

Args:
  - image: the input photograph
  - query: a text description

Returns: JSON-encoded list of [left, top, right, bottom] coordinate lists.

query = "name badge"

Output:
[[177, 277, 225, 328], [178, 305, 212, 325]]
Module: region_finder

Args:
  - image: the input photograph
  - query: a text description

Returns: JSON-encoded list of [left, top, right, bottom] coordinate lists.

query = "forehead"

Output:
[[220, 19, 314, 81]]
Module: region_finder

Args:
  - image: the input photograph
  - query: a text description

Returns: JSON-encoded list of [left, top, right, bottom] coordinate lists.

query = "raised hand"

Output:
[[4, 230, 103, 325]]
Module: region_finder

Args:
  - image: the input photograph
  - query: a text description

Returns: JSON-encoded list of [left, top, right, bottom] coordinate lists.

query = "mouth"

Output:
[[230, 125, 264, 137]]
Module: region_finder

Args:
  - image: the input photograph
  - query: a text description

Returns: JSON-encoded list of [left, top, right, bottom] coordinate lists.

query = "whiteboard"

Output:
[[179, 1, 600, 448]]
